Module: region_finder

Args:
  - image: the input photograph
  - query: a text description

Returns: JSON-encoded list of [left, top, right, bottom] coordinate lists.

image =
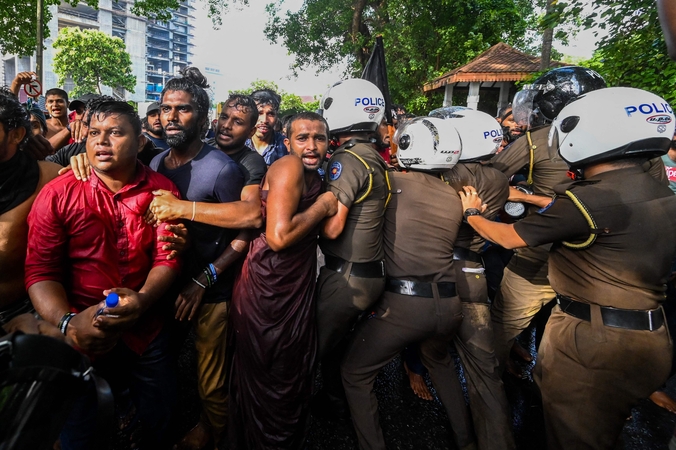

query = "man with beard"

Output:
[[229, 112, 338, 449], [246, 89, 288, 166], [495, 105, 524, 153], [149, 67, 244, 450], [150, 94, 266, 230], [144, 102, 169, 150]]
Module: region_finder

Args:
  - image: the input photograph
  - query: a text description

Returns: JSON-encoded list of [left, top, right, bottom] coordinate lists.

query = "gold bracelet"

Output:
[[191, 201, 196, 221]]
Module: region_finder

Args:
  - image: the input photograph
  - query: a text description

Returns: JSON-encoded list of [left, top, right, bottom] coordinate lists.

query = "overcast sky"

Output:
[[191, 0, 602, 101]]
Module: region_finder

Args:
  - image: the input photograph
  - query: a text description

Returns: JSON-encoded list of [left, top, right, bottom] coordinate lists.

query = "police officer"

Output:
[[488, 66, 607, 372], [438, 109, 514, 450], [313, 79, 390, 416], [341, 117, 475, 450], [460, 87, 676, 450]]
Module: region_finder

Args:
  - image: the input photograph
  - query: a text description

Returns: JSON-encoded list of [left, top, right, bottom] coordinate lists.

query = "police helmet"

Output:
[[319, 79, 385, 135], [513, 66, 606, 128], [394, 116, 462, 171], [441, 109, 502, 162], [550, 87, 675, 168]]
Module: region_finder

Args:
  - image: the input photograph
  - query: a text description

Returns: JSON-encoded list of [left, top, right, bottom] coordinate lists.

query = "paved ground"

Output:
[[156, 326, 676, 450]]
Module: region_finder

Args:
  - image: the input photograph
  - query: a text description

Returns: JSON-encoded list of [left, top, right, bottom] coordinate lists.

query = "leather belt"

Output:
[[453, 247, 483, 264], [386, 279, 457, 298], [0, 298, 35, 326], [556, 294, 664, 331], [324, 255, 385, 279]]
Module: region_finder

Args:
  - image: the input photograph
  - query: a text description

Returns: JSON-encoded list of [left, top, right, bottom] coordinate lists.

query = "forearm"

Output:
[[28, 280, 72, 326], [522, 194, 552, 209], [9, 81, 20, 96], [321, 201, 348, 239], [50, 128, 72, 150], [194, 200, 263, 229], [269, 199, 330, 251], [197, 231, 250, 283], [466, 216, 528, 250], [137, 265, 178, 313]]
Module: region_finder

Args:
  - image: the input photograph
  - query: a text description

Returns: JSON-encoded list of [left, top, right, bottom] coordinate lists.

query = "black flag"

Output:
[[361, 35, 393, 124]]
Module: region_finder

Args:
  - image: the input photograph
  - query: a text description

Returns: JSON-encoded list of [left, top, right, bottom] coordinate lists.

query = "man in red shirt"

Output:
[[25, 101, 182, 450]]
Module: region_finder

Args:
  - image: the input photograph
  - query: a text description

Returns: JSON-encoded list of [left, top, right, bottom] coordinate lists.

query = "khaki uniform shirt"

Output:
[[320, 141, 389, 263], [383, 171, 462, 283], [441, 163, 510, 253], [514, 166, 676, 310]]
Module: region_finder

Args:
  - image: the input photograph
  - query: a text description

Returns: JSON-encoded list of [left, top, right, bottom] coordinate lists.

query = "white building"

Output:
[[1, 0, 196, 103]]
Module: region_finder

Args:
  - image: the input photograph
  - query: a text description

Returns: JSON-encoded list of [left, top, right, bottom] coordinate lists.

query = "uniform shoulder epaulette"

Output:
[[555, 181, 607, 250]]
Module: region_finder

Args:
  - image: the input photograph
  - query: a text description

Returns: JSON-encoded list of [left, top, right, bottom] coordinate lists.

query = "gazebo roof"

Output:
[[423, 42, 567, 92]]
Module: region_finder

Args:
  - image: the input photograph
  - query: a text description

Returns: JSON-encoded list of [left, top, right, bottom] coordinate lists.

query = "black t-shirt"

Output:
[[204, 138, 267, 187], [227, 146, 267, 186], [143, 132, 169, 150], [46, 141, 86, 167]]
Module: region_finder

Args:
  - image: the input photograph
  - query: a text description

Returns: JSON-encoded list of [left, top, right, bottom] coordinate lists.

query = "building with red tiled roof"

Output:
[[423, 42, 567, 114]]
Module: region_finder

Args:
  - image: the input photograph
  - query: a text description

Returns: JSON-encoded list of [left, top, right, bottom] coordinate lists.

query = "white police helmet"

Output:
[[319, 79, 386, 135], [550, 87, 675, 168], [442, 109, 502, 162], [394, 117, 462, 171]]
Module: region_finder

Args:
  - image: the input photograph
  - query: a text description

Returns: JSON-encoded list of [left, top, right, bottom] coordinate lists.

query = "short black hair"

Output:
[[87, 101, 142, 136], [161, 66, 210, 122], [285, 111, 329, 139], [45, 88, 69, 103], [222, 94, 258, 128], [251, 89, 281, 111], [0, 87, 31, 149], [497, 104, 513, 122]]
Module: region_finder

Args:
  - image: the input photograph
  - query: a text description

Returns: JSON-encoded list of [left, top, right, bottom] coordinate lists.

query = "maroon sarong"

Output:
[[229, 173, 322, 449]]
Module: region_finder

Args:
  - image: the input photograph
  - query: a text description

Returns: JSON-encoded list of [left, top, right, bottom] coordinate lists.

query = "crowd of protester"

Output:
[[0, 60, 676, 450]]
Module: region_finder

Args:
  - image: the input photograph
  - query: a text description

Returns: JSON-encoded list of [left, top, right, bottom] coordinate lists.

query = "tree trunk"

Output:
[[352, 0, 369, 68], [540, 0, 555, 71]]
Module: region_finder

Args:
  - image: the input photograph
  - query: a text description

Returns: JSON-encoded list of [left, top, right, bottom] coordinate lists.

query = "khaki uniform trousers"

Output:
[[316, 265, 385, 402], [454, 260, 515, 450], [194, 301, 229, 439], [535, 307, 672, 450], [316, 265, 386, 358], [491, 249, 556, 371], [341, 289, 472, 450]]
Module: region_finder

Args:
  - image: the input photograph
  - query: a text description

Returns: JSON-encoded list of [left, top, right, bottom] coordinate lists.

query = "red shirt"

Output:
[[25, 163, 181, 355]]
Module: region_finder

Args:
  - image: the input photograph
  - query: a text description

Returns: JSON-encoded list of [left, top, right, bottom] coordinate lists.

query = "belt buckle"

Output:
[[403, 281, 413, 296], [648, 310, 654, 331]]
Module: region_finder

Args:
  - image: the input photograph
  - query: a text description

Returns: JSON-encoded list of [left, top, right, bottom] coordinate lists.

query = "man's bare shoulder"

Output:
[[267, 155, 303, 178], [45, 119, 66, 138]]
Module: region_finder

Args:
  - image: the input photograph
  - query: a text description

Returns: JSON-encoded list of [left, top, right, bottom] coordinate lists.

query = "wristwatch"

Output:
[[464, 208, 482, 218]]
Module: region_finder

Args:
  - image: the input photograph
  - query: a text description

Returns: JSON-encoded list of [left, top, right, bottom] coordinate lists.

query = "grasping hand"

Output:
[[458, 186, 487, 214]]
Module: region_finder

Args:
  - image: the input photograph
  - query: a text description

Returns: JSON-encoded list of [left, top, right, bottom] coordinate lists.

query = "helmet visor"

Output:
[[512, 89, 539, 128], [428, 106, 470, 119]]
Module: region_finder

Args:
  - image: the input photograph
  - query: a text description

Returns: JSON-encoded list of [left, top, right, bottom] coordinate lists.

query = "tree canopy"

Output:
[[1, 0, 245, 57], [266, 0, 541, 113], [565, 0, 676, 105], [53, 27, 136, 97], [229, 80, 320, 114]]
